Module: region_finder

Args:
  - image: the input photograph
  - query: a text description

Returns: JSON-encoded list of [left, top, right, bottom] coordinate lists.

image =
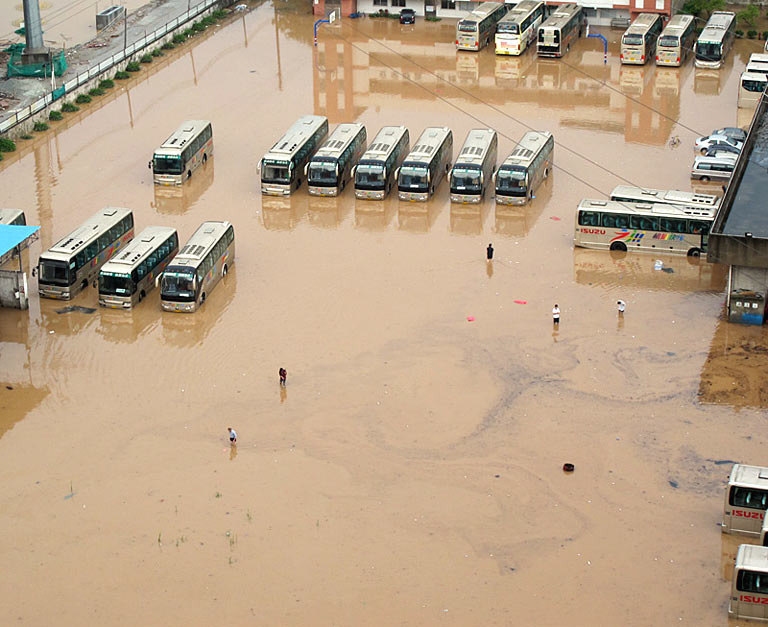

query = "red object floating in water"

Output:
[[550, 216, 562, 221], [466, 316, 475, 322], [514, 300, 527, 305]]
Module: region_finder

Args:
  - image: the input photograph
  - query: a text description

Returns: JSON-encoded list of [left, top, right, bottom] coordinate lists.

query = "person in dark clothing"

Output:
[[279, 367, 287, 386], [487, 243, 494, 260]]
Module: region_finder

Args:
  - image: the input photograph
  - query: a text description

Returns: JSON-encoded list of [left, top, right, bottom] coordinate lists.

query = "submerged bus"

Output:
[[397, 127, 453, 202], [0, 209, 26, 225], [621, 13, 663, 65], [723, 464, 768, 537], [609, 186, 720, 211], [574, 199, 715, 256], [160, 221, 235, 313], [695, 11, 736, 69], [657, 15, 696, 66], [449, 129, 498, 204], [98, 226, 179, 309], [739, 71, 768, 109], [37, 208, 134, 300], [260, 115, 329, 196], [353, 126, 409, 200], [306, 123, 367, 197], [730, 545, 768, 621], [456, 2, 509, 51], [537, 3, 583, 58], [495, 131, 554, 205], [495, 0, 546, 56], [150, 120, 212, 186]]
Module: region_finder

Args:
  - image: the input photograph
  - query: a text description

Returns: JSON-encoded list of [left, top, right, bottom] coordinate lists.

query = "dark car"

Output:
[[400, 8, 416, 24], [705, 142, 742, 157], [711, 127, 747, 143]]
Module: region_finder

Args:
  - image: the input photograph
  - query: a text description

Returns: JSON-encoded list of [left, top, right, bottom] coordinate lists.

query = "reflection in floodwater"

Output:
[[397, 200, 441, 233], [721, 532, 744, 582], [494, 174, 552, 237], [694, 53, 734, 96], [261, 194, 308, 231], [308, 195, 348, 229], [354, 198, 396, 231], [450, 203, 487, 236], [153, 158, 215, 215], [573, 248, 728, 293], [699, 315, 768, 408], [97, 302, 161, 344]]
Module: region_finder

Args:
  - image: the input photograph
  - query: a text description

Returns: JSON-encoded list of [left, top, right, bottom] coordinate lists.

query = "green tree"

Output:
[[737, 4, 759, 27], [681, 0, 726, 19]]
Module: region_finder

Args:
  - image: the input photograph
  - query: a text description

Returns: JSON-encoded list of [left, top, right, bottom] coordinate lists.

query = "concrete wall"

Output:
[[357, 0, 425, 17], [0, 270, 29, 310], [728, 265, 768, 325]]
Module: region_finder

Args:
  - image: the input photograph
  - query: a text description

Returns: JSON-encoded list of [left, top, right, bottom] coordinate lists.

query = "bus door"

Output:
[[730, 545, 768, 621]]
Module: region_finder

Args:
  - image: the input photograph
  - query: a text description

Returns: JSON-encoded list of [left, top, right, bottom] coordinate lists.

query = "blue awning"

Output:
[[0, 225, 40, 257]]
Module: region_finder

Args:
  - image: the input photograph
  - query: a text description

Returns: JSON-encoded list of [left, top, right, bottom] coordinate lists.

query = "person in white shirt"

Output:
[[552, 304, 560, 325], [228, 427, 237, 443], [617, 300, 626, 315]]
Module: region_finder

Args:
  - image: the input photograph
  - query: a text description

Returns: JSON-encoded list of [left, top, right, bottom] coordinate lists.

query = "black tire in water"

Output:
[[610, 241, 627, 252], [223, 264, 228, 277], [203, 153, 207, 163], [700, 176, 710, 182], [687, 248, 701, 257]]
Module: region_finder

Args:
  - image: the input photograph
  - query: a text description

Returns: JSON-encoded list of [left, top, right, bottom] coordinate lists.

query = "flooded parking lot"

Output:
[[2, 4, 768, 624]]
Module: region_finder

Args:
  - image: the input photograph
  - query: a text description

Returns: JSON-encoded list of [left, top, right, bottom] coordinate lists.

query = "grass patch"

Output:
[[49, 110, 63, 121], [61, 101, 79, 112], [125, 61, 141, 72], [98, 78, 114, 89], [75, 94, 92, 104], [88, 87, 105, 96], [140, 53, 153, 63], [0, 138, 17, 152], [172, 33, 187, 44], [161, 41, 175, 50], [114, 70, 130, 79], [151, 49, 164, 57], [33, 121, 49, 132], [192, 22, 206, 33], [212, 10, 227, 19], [20, 134, 33, 140]]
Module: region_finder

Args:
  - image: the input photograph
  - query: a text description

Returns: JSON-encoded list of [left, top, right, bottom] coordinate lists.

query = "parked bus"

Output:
[[449, 129, 498, 204], [695, 11, 736, 69], [730, 545, 768, 621], [0, 209, 26, 225], [610, 186, 721, 211], [537, 3, 584, 58], [98, 226, 179, 309], [37, 208, 134, 300], [494, 131, 554, 205], [723, 464, 768, 537], [456, 2, 509, 51], [353, 126, 409, 200], [150, 120, 212, 186], [621, 13, 663, 65], [397, 127, 453, 202], [574, 199, 715, 256], [495, 0, 546, 56], [160, 221, 235, 313], [739, 71, 768, 109], [260, 115, 329, 196], [656, 14, 696, 67], [748, 53, 768, 70], [306, 123, 367, 197]]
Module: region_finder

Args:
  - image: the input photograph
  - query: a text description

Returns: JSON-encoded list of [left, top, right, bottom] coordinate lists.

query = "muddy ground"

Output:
[[1, 4, 768, 625]]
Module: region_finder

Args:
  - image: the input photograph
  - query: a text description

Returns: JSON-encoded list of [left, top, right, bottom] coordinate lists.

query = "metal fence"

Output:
[[0, 0, 220, 134]]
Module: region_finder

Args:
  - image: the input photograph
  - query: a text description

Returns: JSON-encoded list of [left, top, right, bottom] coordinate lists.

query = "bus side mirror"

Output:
[[351, 166, 357, 177], [492, 171, 497, 184], [480, 172, 485, 186], [155, 276, 161, 288], [256, 163, 261, 174], [304, 164, 309, 177], [395, 167, 401, 179]]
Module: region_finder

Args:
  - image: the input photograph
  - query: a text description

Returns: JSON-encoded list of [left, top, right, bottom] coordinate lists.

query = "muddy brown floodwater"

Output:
[[2, 4, 768, 625]]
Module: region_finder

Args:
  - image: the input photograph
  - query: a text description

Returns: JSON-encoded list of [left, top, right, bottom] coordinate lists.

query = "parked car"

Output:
[[695, 134, 743, 154], [691, 155, 736, 181], [711, 127, 747, 143], [705, 142, 742, 157], [399, 8, 416, 24]]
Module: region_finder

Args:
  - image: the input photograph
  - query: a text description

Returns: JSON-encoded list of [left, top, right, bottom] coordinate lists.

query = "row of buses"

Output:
[[259, 116, 555, 206], [739, 53, 768, 110], [34, 206, 234, 311]]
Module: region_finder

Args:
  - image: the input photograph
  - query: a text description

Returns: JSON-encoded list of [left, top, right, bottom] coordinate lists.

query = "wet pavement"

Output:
[[1, 5, 768, 624]]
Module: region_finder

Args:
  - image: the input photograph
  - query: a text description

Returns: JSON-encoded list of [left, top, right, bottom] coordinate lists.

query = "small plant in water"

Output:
[[49, 110, 63, 121], [161, 42, 175, 50], [151, 49, 163, 57], [88, 87, 105, 97], [75, 94, 92, 104], [125, 61, 141, 72], [99, 78, 114, 89], [114, 70, 130, 79], [33, 121, 49, 132], [215, 491, 222, 498], [20, 134, 33, 140], [0, 138, 16, 152], [61, 102, 79, 112]]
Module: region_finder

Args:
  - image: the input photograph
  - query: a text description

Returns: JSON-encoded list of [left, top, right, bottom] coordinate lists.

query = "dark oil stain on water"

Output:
[[1, 4, 768, 624]]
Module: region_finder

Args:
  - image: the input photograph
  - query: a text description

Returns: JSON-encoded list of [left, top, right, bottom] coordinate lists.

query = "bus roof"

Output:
[[729, 464, 768, 489], [360, 126, 407, 161], [171, 221, 232, 268], [748, 53, 768, 66], [745, 65, 768, 78], [610, 185, 720, 209], [736, 544, 768, 573], [500, 131, 552, 168], [742, 70, 768, 82], [540, 3, 580, 29], [698, 11, 735, 43], [100, 226, 177, 275], [662, 13, 694, 34], [625, 12, 662, 34], [578, 199, 716, 219], [312, 123, 365, 160], [263, 115, 328, 162], [0, 209, 25, 225], [404, 127, 452, 164], [155, 120, 211, 156], [454, 129, 496, 168], [499, 0, 541, 23], [43, 207, 132, 259], [462, 1, 505, 21]]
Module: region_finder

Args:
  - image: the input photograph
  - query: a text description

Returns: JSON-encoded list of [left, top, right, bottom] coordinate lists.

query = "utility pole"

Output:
[[21, 0, 49, 65]]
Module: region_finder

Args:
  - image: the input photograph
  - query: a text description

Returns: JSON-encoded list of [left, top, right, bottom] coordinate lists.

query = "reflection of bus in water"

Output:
[[456, 50, 480, 81], [261, 195, 306, 231], [575, 199, 715, 256], [619, 64, 649, 96], [493, 52, 536, 82], [656, 14, 695, 67], [153, 155, 214, 214], [494, 169, 552, 237], [456, 2, 508, 51], [723, 464, 768, 537], [620, 13, 663, 65], [729, 545, 768, 621], [495, 0, 546, 56]]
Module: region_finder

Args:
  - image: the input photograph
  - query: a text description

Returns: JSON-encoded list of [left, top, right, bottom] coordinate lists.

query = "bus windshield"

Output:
[[451, 167, 483, 193], [458, 21, 477, 32], [623, 34, 643, 46], [496, 167, 527, 194], [99, 272, 133, 296], [355, 163, 385, 189], [262, 160, 290, 183], [659, 35, 679, 47], [39, 259, 73, 286], [744, 78, 767, 92], [161, 267, 196, 302], [498, 22, 519, 34], [697, 42, 722, 61], [308, 160, 338, 184], [153, 155, 183, 175], [399, 165, 429, 191]]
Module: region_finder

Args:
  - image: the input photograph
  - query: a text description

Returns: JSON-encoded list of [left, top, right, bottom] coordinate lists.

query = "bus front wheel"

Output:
[[187, 170, 192, 180], [139, 290, 146, 302], [687, 248, 701, 257], [200, 293, 206, 305], [203, 154, 208, 163], [610, 242, 627, 252], [81, 279, 88, 292], [700, 176, 710, 182], [222, 264, 228, 277]]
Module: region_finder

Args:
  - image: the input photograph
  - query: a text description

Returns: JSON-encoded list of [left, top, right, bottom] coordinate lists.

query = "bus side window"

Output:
[[137, 260, 147, 280], [76, 251, 87, 269], [689, 220, 708, 235], [98, 233, 111, 253], [86, 241, 98, 261], [737, 570, 768, 594], [730, 486, 768, 508], [578, 211, 599, 226], [630, 216, 657, 231], [602, 214, 618, 228], [226, 226, 234, 245]]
